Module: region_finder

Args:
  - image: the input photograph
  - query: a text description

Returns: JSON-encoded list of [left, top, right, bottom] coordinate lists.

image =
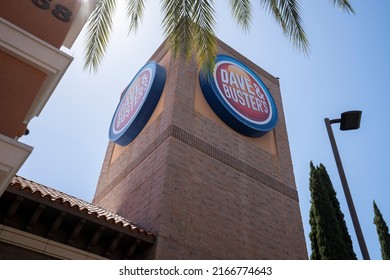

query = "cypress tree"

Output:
[[373, 201, 390, 259], [317, 164, 357, 259], [308, 162, 356, 259], [309, 162, 342, 259], [309, 204, 320, 260]]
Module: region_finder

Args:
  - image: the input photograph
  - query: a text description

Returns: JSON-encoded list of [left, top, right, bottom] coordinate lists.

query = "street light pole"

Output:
[[324, 117, 370, 260]]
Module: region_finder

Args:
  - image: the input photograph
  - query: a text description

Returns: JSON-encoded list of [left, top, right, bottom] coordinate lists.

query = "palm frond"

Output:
[[126, 0, 147, 34], [84, 0, 117, 72], [328, 0, 355, 14], [161, 0, 217, 72], [259, 0, 309, 55], [228, 0, 252, 32], [192, 0, 217, 72], [161, 0, 194, 60], [83, 0, 355, 73]]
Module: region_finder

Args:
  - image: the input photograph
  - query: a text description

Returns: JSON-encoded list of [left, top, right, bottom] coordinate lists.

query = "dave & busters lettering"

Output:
[[199, 55, 278, 137], [109, 61, 166, 146]]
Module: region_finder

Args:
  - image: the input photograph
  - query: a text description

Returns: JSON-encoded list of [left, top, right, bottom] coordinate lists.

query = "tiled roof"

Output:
[[9, 175, 154, 240]]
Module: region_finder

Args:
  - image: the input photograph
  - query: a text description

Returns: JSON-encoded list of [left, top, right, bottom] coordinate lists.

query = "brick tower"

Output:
[[93, 40, 308, 259]]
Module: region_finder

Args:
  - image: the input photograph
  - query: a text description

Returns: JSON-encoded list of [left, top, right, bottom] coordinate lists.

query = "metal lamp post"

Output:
[[324, 110, 370, 260]]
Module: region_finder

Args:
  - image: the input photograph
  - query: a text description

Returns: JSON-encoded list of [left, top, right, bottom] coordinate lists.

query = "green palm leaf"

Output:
[[328, 0, 355, 14], [161, 0, 195, 61], [84, 0, 117, 72], [192, 0, 217, 72], [126, 0, 147, 34], [83, 0, 355, 73], [259, 0, 309, 54], [228, 0, 252, 32]]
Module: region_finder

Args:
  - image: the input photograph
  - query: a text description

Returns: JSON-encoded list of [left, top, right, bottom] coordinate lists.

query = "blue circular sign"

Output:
[[199, 55, 278, 137], [109, 61, 166, 146]]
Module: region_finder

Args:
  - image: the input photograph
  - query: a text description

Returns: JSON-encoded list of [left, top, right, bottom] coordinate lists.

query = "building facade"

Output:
[[93, 40, 308, 259], [0, 176, 154, 259], [0, 0, 96, 196], [0, 1, 149, 260]]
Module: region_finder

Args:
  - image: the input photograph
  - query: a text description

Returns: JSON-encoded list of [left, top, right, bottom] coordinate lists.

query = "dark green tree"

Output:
[[317, 164, 356, 259], [309, 204, 320, 259], [308, 162, 357, 259], [373, 201, 390, 260]]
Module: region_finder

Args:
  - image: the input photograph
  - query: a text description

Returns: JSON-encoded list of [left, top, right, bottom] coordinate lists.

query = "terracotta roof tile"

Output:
[[9, 175, 154, 240]]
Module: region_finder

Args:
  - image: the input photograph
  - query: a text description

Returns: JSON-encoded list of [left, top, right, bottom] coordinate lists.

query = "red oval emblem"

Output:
[[113, 69, 151, 134], [215, 62, 271, 124], [109, 61, 166, 146]]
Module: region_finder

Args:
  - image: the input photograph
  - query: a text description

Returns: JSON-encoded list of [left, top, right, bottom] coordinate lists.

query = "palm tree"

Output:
[[84, 0, 354, 72]]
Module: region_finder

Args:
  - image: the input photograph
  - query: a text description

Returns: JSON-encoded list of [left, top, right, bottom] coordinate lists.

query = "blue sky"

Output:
[[19, 0, 390, 260]]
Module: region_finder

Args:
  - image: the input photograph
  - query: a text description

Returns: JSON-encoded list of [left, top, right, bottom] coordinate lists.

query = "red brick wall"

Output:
[[93, 40, 307, 259]]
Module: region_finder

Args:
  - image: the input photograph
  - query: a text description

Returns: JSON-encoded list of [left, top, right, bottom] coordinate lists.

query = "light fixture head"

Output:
[[340, 110, 362, 131]]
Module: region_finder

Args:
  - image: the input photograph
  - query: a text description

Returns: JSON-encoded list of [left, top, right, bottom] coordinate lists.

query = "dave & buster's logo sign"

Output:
[[199, 55, 278, 137], [109, 61, 166, 146]]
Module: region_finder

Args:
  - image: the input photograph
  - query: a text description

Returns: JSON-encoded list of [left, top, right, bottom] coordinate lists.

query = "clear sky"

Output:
[[18, 0, 390, 260]]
